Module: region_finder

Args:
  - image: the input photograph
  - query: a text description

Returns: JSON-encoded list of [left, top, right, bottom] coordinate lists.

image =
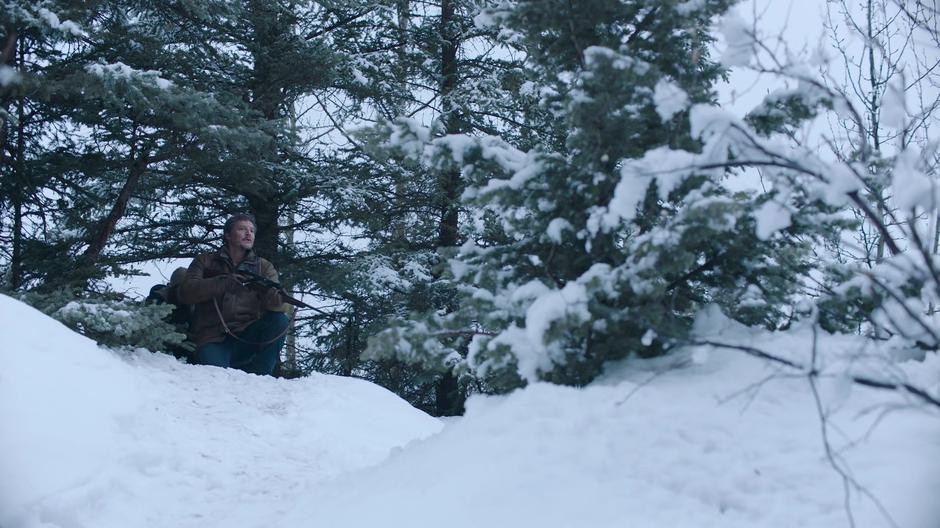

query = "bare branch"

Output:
[[687, 339, 940, 409]]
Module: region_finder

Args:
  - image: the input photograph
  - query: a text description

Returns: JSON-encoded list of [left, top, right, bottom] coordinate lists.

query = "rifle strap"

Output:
[[213, 297, 295, 347]]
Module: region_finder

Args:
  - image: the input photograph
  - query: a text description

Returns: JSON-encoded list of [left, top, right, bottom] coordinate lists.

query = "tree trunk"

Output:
[[83, 133, 148, 267], [866, 0, 888, 263], [435, 372, 460, 416], [282, 109, 300, 376], [9, 36, 25, 289], [397, 0, 410, 89], [438, 0, 462, 248], [245, 0, 287, 263], [11, 197, 22, 289], [0, 27, 17, 151], [10, 104, 25, 288], [434, 0, 465, 416], [390, 0, 411, 246], [0, 27, 26, 290], [247, 194, 279, 259], [343, 308, 358, 377]]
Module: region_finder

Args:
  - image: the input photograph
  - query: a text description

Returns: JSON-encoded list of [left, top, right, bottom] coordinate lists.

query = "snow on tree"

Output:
[[366, 0, 846, 392]]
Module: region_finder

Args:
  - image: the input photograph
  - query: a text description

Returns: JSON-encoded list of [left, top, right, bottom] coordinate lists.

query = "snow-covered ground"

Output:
[[2, 293, 939, 528]]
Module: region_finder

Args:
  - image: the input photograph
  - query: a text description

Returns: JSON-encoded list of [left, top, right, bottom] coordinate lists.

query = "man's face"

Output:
[[225, 220, 255, 251]]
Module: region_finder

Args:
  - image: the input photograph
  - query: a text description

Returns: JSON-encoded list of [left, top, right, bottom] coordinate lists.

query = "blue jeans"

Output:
[[196, 311, 289, 376]]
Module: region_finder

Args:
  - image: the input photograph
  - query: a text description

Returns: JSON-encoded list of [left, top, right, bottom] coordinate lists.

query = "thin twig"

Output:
[[687, 340, 940, 409], [614, 358, 691, 406], [807, 325, 901, 528]]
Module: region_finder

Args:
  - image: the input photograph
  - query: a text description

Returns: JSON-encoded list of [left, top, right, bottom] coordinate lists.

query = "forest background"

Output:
[[3, 0, 940, 418]]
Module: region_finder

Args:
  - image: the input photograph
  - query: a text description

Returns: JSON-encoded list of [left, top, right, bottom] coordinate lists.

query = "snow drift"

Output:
[[0, 295, 442, 528], [288, 343, 940, 528], [2, 293, 939, 528]]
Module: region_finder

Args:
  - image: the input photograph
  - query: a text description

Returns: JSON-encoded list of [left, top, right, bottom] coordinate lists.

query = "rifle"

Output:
[[237, 269, 315, 310]]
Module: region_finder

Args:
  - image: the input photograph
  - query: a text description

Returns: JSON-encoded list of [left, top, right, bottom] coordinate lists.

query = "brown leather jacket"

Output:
[[177, 247, 287, 348]]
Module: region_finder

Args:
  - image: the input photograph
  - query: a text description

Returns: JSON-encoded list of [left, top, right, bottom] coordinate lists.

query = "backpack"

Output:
[[146, 267, 196, 360]]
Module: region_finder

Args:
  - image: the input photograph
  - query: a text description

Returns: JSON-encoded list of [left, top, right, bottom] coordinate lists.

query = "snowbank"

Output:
[[1, 293, 938, 528], [0, 294, 442, 528], [0, 295, 141, 524], [287, 332, 940, 528]]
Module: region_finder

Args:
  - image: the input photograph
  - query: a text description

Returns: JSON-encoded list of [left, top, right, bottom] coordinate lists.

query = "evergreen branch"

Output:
[[624, 6, 660, 46], [665, 256, 717, 292], [304, 9, 372, 40]]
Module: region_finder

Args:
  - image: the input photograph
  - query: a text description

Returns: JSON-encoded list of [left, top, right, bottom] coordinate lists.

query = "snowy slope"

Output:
[[0, 295, 442, 528], [2, 293, 939, 528], [284, 335, 940, 528]]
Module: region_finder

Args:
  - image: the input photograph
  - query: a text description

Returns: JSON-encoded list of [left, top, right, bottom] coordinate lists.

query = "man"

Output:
[[177, 214, 289, 375]]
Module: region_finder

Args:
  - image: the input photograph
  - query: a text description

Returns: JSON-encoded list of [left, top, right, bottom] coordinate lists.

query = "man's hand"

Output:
[[234, 273, 275, 293], [232, 274, 282, 308]]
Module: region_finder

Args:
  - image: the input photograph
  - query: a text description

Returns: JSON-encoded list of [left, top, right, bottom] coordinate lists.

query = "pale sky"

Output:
[[719, 0, 828, 113]]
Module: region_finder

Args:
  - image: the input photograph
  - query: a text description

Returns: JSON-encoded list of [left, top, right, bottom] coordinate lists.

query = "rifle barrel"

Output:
[[239, 271, 313, 310]]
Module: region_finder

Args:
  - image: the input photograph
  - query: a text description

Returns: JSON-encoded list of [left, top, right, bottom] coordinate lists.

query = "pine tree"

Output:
[[368, 0, 842, 392], [21, 288, 187, 352], [0, 1, 91, 289], [309, 0, 529, 413], [0, 1, 279, 289]]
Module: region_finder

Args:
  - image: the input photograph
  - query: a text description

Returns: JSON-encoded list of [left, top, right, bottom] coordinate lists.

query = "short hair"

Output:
[[223, 213, 257, 236]]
